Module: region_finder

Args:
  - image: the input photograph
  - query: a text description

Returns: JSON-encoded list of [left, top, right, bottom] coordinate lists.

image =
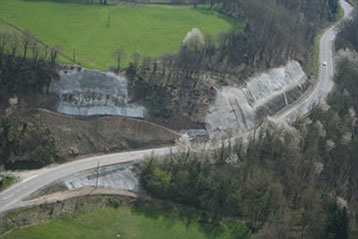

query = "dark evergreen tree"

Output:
[[326, 201, 349, 239]]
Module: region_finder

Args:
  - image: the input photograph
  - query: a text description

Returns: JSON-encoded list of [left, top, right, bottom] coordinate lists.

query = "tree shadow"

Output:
[[129, 198, 250, 239], [193, 6, 245, 30]]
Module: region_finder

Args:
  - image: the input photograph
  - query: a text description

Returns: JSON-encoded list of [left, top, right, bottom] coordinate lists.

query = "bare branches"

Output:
[[0, 30, 58, 103]]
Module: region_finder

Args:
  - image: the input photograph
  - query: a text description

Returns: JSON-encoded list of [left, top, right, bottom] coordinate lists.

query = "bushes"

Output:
[[0, 117, 62, 169], [335, 6, 358, 52]]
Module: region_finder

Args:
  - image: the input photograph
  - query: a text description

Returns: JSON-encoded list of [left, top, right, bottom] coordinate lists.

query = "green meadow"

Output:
[[1, 206, 250, 239], [1, 0, 242, 70]]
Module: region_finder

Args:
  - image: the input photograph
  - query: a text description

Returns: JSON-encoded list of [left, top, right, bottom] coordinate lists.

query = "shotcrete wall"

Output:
[[57, 68, 145, 118], [206, 60, 308, 137]]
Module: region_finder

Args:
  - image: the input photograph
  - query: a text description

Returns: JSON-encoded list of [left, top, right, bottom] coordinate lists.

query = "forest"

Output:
[[140, 5, 358, 239]]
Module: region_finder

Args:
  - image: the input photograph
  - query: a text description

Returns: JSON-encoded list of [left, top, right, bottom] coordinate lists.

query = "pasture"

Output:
[[1, 0, 242, 70]]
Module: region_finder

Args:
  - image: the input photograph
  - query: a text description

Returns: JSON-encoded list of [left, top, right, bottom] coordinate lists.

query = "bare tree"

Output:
[[10, 34, 18, 57], [112, 48, 126, 73], [132, 52, 140, 70], [22, 31, 32, 60], [31, 41, 39, 64], [0, 32, 7, 59], [50, 47, 60, 64]]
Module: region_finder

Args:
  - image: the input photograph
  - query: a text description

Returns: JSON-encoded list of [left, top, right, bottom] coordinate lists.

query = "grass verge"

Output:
[[1, 204, 250, 239], [0, 176, 15, 192]]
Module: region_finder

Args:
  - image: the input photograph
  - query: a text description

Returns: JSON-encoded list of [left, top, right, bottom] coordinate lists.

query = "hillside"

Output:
[[0, 1, 355, 239], [128, 0, 342, 127], [139, 6, 358, 238], [0, 109, 180, 169]]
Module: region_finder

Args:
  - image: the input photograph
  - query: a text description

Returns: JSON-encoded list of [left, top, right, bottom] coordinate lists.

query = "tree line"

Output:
[[0, 30, 59, 106]]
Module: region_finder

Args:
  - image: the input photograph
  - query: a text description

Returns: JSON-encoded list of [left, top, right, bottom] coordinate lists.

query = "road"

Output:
[[0, 0, 354, 215], [276, 0, 353, 122], [0, 147, 178, 214]]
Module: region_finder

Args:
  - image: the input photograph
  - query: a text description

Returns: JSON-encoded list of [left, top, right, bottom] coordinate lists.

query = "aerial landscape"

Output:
[[0, 0, 357, 238]]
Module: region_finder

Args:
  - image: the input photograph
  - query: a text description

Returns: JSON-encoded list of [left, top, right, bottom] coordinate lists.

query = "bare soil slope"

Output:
[[22, 109, 180, 159]]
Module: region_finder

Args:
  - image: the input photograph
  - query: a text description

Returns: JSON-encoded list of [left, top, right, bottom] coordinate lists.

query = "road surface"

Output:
[[0, 0, 353, 215], [276, 0, 353, 122], [0, 147, 177, 214]]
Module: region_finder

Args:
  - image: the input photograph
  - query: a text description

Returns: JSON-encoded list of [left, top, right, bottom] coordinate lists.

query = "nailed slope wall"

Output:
[[57, 69, 145, 118], [206, 60, 308, 137]]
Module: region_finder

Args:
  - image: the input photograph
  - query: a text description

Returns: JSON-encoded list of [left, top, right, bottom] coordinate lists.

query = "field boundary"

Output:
[[0, 18, 73, 63]]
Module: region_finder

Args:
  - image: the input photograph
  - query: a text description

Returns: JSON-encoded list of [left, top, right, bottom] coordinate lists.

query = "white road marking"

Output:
[[22, 175, 38, 183], [3, 193, 14, 200]]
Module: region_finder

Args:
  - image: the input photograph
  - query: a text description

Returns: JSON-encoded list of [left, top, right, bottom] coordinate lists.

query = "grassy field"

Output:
[[1, 206, 250, 239], [0, 0, 241, 70]]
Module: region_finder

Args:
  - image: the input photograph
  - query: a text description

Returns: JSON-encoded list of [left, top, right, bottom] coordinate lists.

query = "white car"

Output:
[[322, 61, 327, 66]]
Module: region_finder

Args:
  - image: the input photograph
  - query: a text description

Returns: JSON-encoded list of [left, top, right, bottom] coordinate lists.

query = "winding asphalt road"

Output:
[[0, 147, 178, 214], [277, 0, 353, 122], [0, 0, 353, 215]]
